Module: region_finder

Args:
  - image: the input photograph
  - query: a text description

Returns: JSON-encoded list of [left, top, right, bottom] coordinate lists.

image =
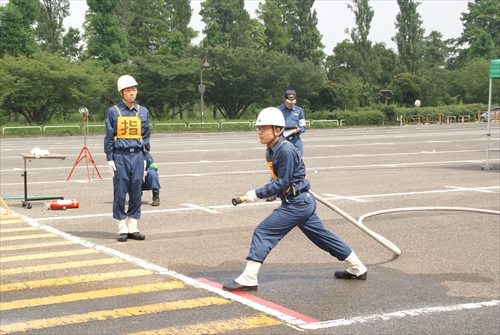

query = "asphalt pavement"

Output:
[[1, 123, 499, 334]]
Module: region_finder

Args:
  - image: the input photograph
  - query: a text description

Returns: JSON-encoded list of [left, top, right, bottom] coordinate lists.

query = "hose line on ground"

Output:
[[312, 192, 500, 256]]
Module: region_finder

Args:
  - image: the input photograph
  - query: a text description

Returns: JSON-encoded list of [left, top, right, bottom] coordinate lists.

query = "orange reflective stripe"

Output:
[[266, 161, 278, 180]]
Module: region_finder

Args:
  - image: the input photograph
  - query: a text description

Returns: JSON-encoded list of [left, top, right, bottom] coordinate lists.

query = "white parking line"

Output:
[[324, 186, 499, 202], [299, 300, 500, 330]]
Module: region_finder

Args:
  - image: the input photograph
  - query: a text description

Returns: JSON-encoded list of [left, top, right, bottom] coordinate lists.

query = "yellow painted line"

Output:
[[1, 281, 185, 311], [0, 269, 154, 292], [0, 297, 231, 334], [0, 227, 37, 233], [129, 314, 282, 335], [0, 241, 74, 251], [1, 258, 124, 275], [0, 234, 57, 242], [0, 219, 24, 225], [0, 249, 98, 263]]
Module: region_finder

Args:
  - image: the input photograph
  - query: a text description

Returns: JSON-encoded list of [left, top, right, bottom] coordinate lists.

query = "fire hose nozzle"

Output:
[[232, 196, 245, 206]]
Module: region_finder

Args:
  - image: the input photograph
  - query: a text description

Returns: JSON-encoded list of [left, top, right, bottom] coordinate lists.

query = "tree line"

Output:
[[0, 0, 499, 125]]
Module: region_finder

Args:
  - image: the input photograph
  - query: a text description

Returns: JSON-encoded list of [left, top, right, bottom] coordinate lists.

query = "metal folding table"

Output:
[[19, 153, 67, 209]]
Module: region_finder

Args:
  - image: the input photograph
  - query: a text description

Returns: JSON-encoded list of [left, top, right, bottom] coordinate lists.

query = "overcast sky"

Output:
[[1, 0, 470, 54]]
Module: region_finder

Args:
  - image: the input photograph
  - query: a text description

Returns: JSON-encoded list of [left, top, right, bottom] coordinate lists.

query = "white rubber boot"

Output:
[[235, 260, 262, 286], [117, 219, 128, 234], [344, 251, 367, 276], [126, 217, 139, 233]]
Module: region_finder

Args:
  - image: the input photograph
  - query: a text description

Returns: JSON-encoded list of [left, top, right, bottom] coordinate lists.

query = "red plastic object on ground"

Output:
[[47, 199, 80, 210]]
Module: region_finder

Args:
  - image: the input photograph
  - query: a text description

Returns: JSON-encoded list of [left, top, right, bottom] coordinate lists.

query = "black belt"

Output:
[[115, 147, 140, 152]]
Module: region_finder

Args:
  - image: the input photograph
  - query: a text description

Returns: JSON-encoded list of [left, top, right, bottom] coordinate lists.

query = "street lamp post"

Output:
[[199, 51, 210, 123]]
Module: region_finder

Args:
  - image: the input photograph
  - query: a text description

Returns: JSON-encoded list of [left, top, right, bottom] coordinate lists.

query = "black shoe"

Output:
[[117, 233, 128, 242], [127, 232, 146, 240], [334, 270, 367, 280], [266, 195, 277, 202], [222, 280, 258, 292]]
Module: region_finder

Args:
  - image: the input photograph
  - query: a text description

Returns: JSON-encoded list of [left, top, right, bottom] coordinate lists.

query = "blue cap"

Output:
[[284, 90, 297, 104]]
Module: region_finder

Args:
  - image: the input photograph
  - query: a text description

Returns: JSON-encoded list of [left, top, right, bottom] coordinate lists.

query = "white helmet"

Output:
[[256, 107, 285, 127], [117, 75, 138, 92]]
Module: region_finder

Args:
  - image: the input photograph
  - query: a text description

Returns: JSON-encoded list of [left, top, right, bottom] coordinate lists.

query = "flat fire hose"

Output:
[[311, 191, 402, 256]]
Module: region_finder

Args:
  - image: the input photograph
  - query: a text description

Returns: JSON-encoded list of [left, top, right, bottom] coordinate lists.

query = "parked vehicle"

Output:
[[480, 106, 500, 122]]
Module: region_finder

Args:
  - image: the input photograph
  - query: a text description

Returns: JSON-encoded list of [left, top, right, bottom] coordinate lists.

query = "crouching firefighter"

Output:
[[142, 152, 161, 206], [223, 107, 367, 292], [104, 75, 151, 242]]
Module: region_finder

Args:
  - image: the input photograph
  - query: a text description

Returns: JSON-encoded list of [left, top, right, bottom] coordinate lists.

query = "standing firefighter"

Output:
[[223, 107, 367, 292], [277, 89, 306, 155], [104, 75, 151, 242]]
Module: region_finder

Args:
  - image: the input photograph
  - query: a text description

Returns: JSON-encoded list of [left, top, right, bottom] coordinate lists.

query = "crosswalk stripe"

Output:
[[0, 269, 154, 292], [0, 234, 58, 242], [1, 258, 124, 275], [1, 281, 185, 311], [128, 314, 282, 335], [0, 219, 23, 225], [0, 249, 97, 263], [128, 315, 282, 335], [0, 297, 231, 334], [0, 241, 75, 251], [0, 227, 37, 233]]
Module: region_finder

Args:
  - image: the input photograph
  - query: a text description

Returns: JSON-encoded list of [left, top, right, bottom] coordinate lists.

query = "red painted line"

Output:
[[195, 277, 319, 323]]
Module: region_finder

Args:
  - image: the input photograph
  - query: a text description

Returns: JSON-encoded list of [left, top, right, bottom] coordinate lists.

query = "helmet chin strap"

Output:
[[267, 126, 284, 147]]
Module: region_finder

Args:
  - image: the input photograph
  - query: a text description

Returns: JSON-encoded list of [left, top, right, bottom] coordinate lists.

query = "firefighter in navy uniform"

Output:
[[277, 89, 306, 155], [104, 75, 151, 242], [142, 152, 161, 206], [223, 107, 367, 292]]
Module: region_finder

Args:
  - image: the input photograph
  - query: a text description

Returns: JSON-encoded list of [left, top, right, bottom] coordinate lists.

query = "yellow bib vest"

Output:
[[114, 105, 142, 141]]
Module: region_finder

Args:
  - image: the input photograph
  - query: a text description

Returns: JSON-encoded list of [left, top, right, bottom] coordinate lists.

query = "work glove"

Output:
[[143, 160, 147, 182], [108, 161, 116, 177], [244, 190, 258, 203]]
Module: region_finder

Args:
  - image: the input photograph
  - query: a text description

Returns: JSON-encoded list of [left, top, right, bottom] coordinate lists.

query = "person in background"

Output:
[[104, 75, 151, 242], [222, 107, 367, 292], [277, 89, 306, 155], [142, 152, 161, 206]]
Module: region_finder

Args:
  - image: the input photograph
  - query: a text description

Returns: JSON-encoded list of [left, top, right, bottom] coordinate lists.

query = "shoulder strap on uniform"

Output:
[[113, 105, 122, 117]]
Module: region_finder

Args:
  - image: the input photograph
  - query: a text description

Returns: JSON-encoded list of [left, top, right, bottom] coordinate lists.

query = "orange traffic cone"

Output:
[[461, 116, 465, 123], [446, 117, 450, 124]]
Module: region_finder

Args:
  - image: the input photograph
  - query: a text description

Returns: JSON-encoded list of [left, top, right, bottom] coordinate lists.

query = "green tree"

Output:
[[467, 31, 497, 61], [450, 58, 499, 104], [388, 72, 423, 107], [336, 75, 364, 111], [256, 0, 288, 53], [35, 0, 69, 54], [120, 54, 200, 120], [286, 0, 324, 65], [459, 0, 500, 58], [165, 0, 197, 49], [126, 0, 171, 56], [392, 0, 425, 75], [0, 0, 39, 57], [203, 47, 323, 119], [199, 0, 251, 48], [61, 27, 83, 61], [85, 0, 129, 66], [0, 52, 110, 124], [346, 0, 378, 83], [422, 30, 448, 70], [256, 0, 324, 64]]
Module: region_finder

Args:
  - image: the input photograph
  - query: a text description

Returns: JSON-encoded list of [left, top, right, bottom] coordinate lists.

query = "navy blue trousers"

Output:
[[113, 148, 143, 220], [142, 168, 161, 191], [246, 192, 352, 263]]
